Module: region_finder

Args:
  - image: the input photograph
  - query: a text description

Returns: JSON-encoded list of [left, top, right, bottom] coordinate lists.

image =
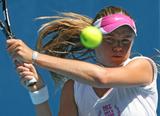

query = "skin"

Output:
[[95, 26, 134, 67], [7, 26, 154, 115], [16, 63, 52, 116]]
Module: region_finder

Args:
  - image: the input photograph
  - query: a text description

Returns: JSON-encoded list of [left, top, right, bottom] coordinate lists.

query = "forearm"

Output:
[[34, 53, 153, 88], [6, 39, 105, 87], [35, 53, 104, 87], [35, 101, 52, 116]]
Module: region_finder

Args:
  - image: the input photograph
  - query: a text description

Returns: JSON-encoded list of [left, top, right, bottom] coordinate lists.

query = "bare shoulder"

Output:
[[126, 57, 154, 69], [125, 57, 154, 84]]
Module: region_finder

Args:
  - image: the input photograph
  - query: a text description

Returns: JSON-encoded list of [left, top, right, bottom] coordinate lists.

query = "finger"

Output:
[[17, 66, 30, 73], [19, 71, 34, 78], [17, 64, 30, 70], [7, 40, 19, 52], [6, 38, 17, 43], [6, 39, 16, 46], [24, 63, 38, 78], [7, 39, 23, 55], [24, 63, 36, 73], [6, 39, 22, 46], [7, 42, 17, 50]]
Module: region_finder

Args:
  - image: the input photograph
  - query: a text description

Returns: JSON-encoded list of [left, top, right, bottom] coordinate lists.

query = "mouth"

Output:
[[112, 56, 123, 59], [112, 54, 123, 57], [112, 52, 124, 57]]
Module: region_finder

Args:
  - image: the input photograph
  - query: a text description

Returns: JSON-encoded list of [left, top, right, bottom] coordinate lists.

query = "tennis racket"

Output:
[[0, 0, 37, 86]]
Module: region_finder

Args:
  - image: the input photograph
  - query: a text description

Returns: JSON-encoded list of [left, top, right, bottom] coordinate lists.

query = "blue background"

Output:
[[0, 0, 159, 116]]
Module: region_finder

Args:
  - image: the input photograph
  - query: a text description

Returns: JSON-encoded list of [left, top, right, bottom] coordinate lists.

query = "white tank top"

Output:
[[74, 56, 158, 116]]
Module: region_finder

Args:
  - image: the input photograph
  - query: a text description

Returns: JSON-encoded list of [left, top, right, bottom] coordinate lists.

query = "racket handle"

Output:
[[25, 77, 37, 87]]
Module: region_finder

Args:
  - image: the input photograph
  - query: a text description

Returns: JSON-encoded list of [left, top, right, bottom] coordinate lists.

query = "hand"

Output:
[[16, 63, 44, 92], [7, 39, 33, 63]]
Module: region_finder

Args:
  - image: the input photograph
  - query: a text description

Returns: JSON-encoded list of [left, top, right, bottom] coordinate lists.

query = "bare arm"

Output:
[[35, 101, 52, 116], [35, 53, 153, 88], [8, 39, 154, 88], [59, 80, 78, 116], [16, 63, 52, 116]]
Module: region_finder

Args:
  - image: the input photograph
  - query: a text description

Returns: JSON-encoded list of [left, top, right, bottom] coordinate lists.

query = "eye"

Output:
[[121, 39, 131, 45], [105, 39, 115, 45]]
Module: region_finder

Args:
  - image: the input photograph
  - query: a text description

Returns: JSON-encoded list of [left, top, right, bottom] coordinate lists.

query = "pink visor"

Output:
[[93, 13, 137, 35]]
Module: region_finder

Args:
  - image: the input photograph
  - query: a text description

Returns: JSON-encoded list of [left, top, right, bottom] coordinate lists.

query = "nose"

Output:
[[112, 46, 123, 52], [112, 40, 123, 52]]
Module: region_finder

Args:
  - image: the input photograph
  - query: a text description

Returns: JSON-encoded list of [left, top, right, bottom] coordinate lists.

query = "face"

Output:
[[95, 26, 135, 67]]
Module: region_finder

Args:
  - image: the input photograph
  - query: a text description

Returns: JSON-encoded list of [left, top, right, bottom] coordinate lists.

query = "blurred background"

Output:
[[0, 0, 159, 116]]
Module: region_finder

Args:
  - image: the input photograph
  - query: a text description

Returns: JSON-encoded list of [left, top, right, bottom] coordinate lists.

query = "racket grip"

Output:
[[25, 77, 37, 87]]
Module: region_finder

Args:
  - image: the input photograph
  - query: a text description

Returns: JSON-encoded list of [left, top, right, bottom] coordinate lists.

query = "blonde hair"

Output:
[[35, 6, 134, 89], [36, 12, 93, 88]]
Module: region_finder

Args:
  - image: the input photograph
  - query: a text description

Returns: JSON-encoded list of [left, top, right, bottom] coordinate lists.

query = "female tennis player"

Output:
[[7, 6, 158, 116]]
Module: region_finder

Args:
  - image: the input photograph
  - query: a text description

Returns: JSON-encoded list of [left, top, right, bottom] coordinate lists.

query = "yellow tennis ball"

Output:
[[80, 26, 102, 49]]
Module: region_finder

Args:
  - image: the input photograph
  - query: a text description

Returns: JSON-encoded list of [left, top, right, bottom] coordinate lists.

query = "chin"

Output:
[[111, 57, 126, 66]]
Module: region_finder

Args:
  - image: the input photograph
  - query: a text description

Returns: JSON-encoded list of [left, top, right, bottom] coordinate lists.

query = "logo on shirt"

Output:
[[97, 104, 120, 116]]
